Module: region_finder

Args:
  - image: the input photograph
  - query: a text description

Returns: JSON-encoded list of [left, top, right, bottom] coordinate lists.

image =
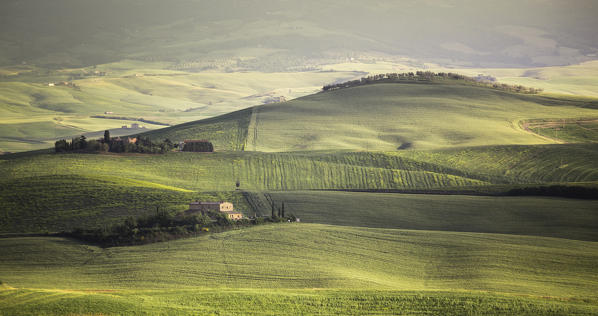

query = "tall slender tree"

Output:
[[104, 130, 110, 143]]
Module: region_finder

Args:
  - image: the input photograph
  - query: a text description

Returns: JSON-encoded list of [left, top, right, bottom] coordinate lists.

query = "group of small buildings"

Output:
[[47, 81, 77, 88], [113, 136, 137, 145], [263, 95, 287, 104], [122, 123, 145, 129], [186, 201, 243, 220]]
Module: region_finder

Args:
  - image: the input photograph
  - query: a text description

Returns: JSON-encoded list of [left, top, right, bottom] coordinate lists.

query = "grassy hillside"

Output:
[[5, 145, 596, 193], [258, 191, 598, 241], [246, 82, 598, 151], [0, 174, 253, 233], [522, 118, 598, 143], [1, 224, 598, 314], [1, 144, 597, 234], [3, 288, 596, 316], [0, 61, 362, 152], [143, 107, 252, 151], [4, 71, 598, 153], [397, 144, 598, 184], [2, 69, 598, 314]]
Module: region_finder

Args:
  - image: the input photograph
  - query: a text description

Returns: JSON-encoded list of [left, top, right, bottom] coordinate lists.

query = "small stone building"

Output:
[[221, 210, 243, 220], [187, 201, 243, 220]]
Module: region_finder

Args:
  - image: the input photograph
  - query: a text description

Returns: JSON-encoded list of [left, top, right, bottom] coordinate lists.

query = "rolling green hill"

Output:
[[2, 143, 597, 235], [2, 77, 598, 315], [243, 81, 598, 151], [1, 224, 598, 314], [256, 191, 598, 241], [0, 62, 362, 152]]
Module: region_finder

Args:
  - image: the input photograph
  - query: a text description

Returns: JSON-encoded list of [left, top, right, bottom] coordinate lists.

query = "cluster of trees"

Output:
[[54, 135, 107, 153], [271, 202, 287, 218], [55, 130, 175, 154], [68, 208, 296, 247], [322, 71, 543, 94], [182, 141, 214, 152]]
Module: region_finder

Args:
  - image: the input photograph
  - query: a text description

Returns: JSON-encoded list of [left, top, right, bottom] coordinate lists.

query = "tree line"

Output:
[[54, 130, 175, 154], [323, 71, 543, 94], [67, 208, 297, 247]]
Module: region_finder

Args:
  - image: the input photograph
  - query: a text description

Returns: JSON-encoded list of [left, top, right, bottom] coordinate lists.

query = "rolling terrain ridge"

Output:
[[1, 79, 598, 315]]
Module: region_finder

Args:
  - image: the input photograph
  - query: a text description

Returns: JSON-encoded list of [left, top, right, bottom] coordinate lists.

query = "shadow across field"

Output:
[[256, 191, 598, 242]]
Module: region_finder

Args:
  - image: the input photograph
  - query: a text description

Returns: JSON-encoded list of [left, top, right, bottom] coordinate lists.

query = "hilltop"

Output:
[[144, 78, 598, 151]]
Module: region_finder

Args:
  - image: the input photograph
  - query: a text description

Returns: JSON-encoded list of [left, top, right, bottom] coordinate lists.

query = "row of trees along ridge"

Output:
[[323, 71, 543, 94]]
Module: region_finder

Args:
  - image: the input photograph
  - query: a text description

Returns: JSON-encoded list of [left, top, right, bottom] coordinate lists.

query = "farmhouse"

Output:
[[187, 201, 243, 220]]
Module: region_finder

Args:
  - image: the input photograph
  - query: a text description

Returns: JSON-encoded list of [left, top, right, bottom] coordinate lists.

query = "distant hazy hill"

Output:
[[1, 0, 597, 68]]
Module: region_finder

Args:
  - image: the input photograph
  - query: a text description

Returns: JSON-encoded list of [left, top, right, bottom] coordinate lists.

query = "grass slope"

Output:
[[2, 288, 595, 316], [4, 77, 598, 153], [0, 174, 250, 233], [0, 61, 362, 152], [246, 82, 598, 151], [1, 224, 598, 314], [142, 107, 252, 151], [3, 145, 596, 192], [523, 118, 598, 143], [2, 144, 597, 233], [258, 191, 598, 241]]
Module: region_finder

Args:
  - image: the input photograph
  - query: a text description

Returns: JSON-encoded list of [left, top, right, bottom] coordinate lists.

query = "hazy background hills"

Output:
[[2, 0, 598, 69]]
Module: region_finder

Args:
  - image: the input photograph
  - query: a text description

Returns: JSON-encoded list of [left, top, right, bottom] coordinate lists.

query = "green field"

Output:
[[259, 191, 598, 241], [0, 60, 363, 153], [2, 143, 597, 234], [4, 59, 598, 153], [245, 82, 598, 151], [2, 1, 598, 313], [2, 225, 598, 314], [2, 79, 598, 314], [522, 118, 598, 143]]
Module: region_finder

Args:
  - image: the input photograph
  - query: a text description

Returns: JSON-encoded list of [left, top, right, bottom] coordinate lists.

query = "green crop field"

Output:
[[522, 118, 598, 143], [2, 79, 598, 314], [258, 191, 598, 241], [0, 60, 363, 153], [245, 82, 598, 152], [4, 58, 598, 154], [2, 1, 598, 313], [2, 225, 598, 314], [2, 143, 597, 234]]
